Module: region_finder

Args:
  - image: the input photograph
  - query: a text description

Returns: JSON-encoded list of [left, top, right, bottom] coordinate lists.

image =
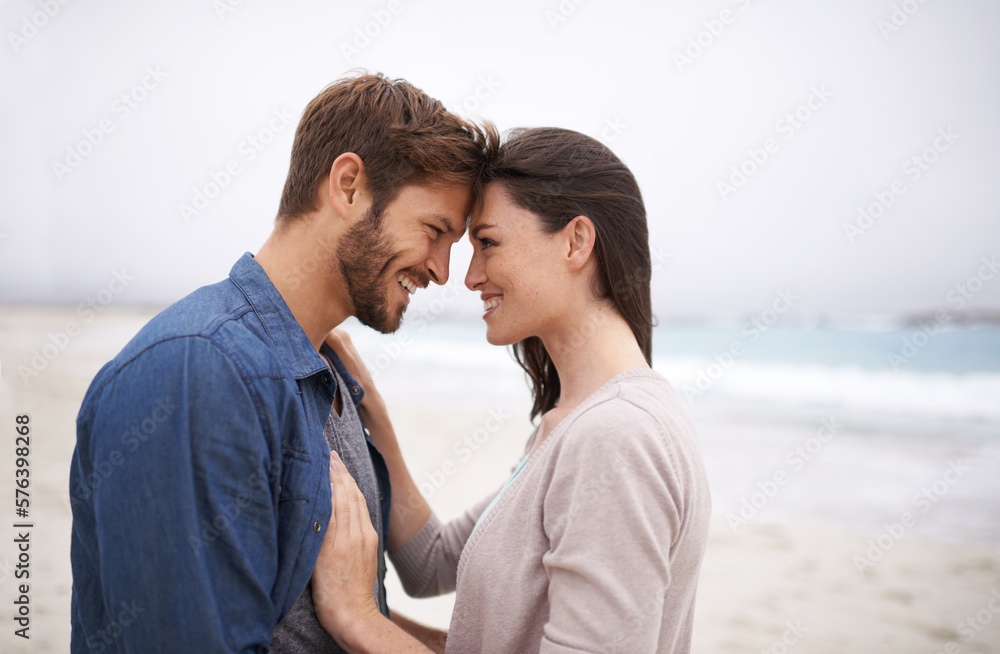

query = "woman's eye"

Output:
[[478, 238, 496, 250]]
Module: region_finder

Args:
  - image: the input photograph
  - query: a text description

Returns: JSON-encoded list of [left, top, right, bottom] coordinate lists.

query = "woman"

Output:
[[313, 127, 712, 653]]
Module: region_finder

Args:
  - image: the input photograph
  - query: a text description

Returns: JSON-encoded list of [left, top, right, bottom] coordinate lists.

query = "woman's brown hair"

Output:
[[480, 127, 653, 420]]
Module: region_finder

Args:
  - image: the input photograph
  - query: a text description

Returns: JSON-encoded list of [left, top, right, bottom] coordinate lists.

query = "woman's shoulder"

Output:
[[543, 368, 697, 473], [572, 368, 689, 430], [538, 369, 708, 509]]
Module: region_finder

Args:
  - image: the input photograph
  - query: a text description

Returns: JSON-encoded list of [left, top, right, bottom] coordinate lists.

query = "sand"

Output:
[[1, 305, 998, 653]]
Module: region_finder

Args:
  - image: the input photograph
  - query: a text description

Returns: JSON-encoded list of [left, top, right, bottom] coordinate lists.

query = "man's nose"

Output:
[[427, 243, 451, 285]]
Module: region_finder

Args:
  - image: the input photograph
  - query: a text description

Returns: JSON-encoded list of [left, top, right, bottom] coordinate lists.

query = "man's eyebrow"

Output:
[[429, 214, 458, 236]]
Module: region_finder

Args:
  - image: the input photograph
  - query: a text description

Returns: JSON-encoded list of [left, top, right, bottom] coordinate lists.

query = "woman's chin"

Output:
[[484, 326, 516, 347]]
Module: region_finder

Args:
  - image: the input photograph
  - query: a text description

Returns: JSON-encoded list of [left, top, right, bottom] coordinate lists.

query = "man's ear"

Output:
[[326, 153, 367, 217], [563, 215, 597, 272]]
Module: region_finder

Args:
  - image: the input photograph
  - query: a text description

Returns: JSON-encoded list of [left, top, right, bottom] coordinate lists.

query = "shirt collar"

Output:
[[320, 345, 366, 408], [228, 252, 328, 380]]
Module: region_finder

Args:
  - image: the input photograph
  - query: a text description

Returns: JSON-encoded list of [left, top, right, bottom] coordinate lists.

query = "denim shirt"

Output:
[[69, 252, 390, 653]]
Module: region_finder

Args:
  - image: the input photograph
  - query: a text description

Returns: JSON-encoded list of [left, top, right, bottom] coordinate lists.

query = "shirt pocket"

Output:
[[277, 449, 316, 503]]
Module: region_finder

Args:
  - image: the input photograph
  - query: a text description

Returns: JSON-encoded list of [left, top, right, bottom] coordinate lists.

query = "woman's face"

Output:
[[464, 183, 569, 346]]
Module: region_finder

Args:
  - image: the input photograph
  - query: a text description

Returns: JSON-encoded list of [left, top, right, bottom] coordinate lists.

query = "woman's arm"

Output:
[[325, 329, 499, 598], [313, 452, 435, 654], [538, 403, 710, 653], [390, 614, 448, 654], [325, 329, 431, 551]]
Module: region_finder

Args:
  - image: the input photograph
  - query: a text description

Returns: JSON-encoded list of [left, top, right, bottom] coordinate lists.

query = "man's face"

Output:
[[337, 183, 472, 333]]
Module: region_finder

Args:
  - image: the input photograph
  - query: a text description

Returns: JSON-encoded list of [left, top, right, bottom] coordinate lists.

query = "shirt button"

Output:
[[322, 373, 333, 385], [378, 492, 385, 501], [351, 386, 361, 395], [313, 521, 322, 533]]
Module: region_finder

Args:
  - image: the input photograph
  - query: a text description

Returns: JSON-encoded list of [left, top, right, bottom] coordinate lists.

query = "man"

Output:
[[69, 72, 496, 653]]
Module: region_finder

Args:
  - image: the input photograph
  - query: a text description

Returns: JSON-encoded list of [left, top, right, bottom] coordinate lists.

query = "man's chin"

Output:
[[358, 307, 405, 335]]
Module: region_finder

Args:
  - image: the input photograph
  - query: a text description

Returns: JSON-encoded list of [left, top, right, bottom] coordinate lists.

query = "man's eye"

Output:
[[479, 238, 496, 250]]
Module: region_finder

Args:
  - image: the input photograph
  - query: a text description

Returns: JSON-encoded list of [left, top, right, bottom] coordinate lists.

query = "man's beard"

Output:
[[337, 207, 403, 334]]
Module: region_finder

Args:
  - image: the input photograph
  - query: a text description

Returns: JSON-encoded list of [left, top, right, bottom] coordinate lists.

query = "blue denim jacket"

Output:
[[69, 252, 390, 653]]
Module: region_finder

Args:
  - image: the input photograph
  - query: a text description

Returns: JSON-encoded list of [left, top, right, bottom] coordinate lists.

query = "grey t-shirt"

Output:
[[269, 363, 387, 653]]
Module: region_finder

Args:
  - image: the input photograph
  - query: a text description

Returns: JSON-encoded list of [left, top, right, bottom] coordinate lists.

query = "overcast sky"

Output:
[[1, 0, 998, 322]]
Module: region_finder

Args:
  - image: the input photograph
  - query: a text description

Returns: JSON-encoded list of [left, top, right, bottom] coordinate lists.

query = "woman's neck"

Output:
[[534, 303, 649, 441]]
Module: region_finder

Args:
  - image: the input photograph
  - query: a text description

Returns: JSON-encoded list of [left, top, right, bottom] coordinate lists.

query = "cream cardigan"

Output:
[[390, 369, 712, 653]]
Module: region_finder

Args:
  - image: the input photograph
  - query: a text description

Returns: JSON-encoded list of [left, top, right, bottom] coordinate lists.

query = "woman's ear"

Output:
[[564, 215, 596, 272], [326, 152, 367, 217]]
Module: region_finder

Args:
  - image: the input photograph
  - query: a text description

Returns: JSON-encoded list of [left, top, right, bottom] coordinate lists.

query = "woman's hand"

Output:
[[324, 327, 432, 553], [313, 451, 381, 646]]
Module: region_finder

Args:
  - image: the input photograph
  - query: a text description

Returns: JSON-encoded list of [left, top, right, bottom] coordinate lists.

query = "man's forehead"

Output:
[[409, 183, 471, 219]]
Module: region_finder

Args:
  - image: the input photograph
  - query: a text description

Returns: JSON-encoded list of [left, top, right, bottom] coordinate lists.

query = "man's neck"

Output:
[[255, 218, 351, 351]]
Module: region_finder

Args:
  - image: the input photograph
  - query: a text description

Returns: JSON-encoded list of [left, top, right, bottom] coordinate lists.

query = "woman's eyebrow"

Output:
[[470, 223, 494, 240]]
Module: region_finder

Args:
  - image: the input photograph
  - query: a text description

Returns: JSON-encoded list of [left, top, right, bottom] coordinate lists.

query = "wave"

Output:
[[659, 356, 1000, 428], [345, 319, 1000, 429]]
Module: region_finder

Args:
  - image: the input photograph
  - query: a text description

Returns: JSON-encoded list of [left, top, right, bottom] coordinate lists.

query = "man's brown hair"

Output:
[[278, 72, 498, 221]]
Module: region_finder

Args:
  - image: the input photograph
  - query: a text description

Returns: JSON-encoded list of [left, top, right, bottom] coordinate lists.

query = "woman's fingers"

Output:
[[327, 450, 378, 578], [325, 329, 356, 364], [314, 451, 381, 640], [324, 328, 376, 391], [330, 451, 352, 533]]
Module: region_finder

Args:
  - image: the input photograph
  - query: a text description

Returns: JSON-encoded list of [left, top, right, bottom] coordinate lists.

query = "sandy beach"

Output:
[[1, 305, 998, 653]]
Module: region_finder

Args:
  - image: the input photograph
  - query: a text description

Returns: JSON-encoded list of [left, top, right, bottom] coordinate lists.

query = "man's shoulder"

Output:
[[97, 277, 279, 388]]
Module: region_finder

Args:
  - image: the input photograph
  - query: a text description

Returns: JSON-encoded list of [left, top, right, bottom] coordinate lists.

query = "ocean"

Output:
[[346, 318, 1000, 437], [9, 307, 993, 543], [345, 318, 1000, 543]]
